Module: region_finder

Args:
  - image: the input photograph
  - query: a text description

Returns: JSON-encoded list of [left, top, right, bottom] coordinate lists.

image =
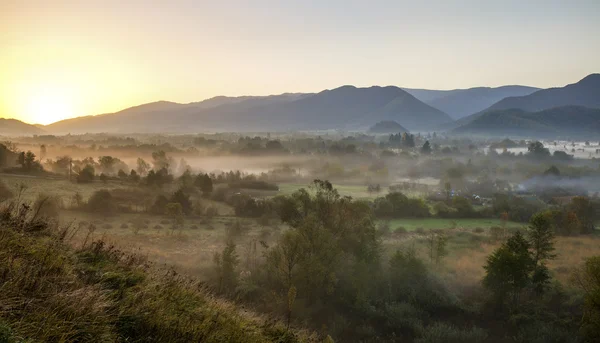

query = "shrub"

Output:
[[395, 226, 408, 235], [205, 206, 219, 218], [120, 223, 129, 229], [102, 223, 113, 230], [415, 323, 487, 343], [88, 190, 115, 214], [149, 195, 169, 215], [473, 227, 485, 234], [32, 193, 61, 220], [77, 165, 95, 183], [378, 221, 392, 237], [0, 178, 13, 202]]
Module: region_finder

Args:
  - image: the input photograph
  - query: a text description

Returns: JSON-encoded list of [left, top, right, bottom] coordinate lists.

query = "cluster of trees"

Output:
[[389, 132, 416, 148], [209, 181, 599, 341], [373, 192, 430, 218]]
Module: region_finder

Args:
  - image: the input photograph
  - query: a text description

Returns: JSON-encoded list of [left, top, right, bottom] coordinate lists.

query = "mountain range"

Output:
[[449, 73, 600, 132], [0, 74, 598, 137], [45, 86, 452, 134], [403, 85, 539, 119]]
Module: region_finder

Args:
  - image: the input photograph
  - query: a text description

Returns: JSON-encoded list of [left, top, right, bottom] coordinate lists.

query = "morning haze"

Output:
[[1, 1, 600, 343]]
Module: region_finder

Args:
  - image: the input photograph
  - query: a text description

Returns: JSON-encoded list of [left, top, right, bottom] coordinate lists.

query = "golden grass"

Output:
[[442, 235, 600, 287]]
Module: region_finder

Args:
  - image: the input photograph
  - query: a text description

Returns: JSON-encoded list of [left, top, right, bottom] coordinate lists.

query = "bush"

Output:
[[378, 221, 392, 237], [120, 223, 129, 229], [394, 226, 408, 235], [88, 190, 115, 214], [149, 195, 169, 215], [32, 193, 61, 220], [0, 178, 13, 202], [205, 206, 219, 218], [77, 165, 95, 183], [415, 323, 487, 343]]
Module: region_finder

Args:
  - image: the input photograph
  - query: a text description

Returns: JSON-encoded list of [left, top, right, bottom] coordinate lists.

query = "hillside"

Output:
[[453, 106, 600, 137], [444, 74, 600, 131], [368, 120, 409, 134], [0, 118, 46, 136], [481, 74, 600, 113], [404, 85, 539, 119], [45, 86, 451, 133], [0, 204, 313, 342]]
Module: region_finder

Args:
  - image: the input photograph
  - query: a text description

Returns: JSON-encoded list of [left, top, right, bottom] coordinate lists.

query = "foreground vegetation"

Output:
[[0, 201, 316, 342]]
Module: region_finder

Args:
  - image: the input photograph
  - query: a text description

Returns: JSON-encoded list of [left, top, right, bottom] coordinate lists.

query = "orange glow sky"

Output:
[[1, 0, 599, 125]]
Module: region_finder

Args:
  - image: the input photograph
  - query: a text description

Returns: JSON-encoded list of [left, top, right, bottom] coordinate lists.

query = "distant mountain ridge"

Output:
[[45, 86, 452, 134], [0, 118, 46, 136], [481, 74, 600, 113], [403, 85, 539, 119], [445, 74, 600, 130], [453, 106, 600, 137]]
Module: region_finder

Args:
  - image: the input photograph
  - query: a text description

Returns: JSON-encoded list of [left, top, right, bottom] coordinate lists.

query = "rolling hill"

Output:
[[403, 85, 539, 119], [0, 118, 46, 136], [453, 106, 600, 137], [45, 86, 452, 134]]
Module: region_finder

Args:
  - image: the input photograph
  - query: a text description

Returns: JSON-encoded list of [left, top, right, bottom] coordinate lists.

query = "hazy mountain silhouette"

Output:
[[404, 86, 539, 119], [481, 74, 600, 113], [445, 74, 600, 130], [453, 106, 600, 137], [368, 120, 409, 134], [45, 86, 451, 133], [0, 118, 46, 136]]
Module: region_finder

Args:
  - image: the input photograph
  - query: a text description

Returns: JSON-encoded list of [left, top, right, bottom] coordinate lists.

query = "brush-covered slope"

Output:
[[368, 120, 409, 134], [453, 106, 600, 137], [0, 204, 312, 342], [404, 85, 539, 119], [0, 118, 45, 136], [45, 86, 451, 133]]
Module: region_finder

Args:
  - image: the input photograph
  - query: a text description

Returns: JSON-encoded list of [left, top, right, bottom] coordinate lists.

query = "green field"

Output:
[[381, 218, 525, 231]]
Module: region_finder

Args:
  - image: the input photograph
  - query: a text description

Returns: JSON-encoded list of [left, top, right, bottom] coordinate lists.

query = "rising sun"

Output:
[[25, 87, 75, 125]]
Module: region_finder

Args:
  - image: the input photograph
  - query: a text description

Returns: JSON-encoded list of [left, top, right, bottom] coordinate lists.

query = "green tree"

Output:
[[165, 202, 184, 232], [136, 158, 150, 176], [527, 141, 550, 158], [572, 256, 600, 342], [421, 140, 432, 155], [483, 231, 534, 308], [214, 240, 239, 293], [527, 212, 556, 293], [77, 165, 95, 183]]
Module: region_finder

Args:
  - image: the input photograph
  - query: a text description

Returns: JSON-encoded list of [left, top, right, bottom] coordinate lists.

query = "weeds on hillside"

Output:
[[0, 198, 316, 342]]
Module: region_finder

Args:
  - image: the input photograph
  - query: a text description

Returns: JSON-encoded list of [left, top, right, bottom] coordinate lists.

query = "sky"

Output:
[[1, 0, 599, 125]]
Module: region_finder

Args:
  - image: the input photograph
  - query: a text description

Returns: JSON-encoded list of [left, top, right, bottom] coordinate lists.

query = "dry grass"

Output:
[[442, 234, 600, 288], [0, 199, 314, 342]]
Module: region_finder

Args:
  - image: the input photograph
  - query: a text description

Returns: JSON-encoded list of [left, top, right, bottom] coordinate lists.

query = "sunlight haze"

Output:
[[1, 0, 599, 124]]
